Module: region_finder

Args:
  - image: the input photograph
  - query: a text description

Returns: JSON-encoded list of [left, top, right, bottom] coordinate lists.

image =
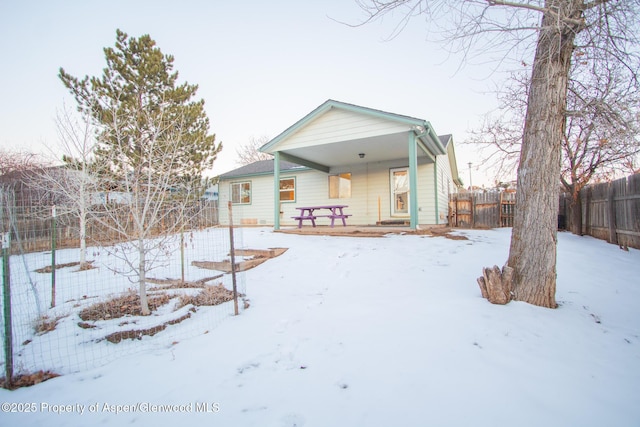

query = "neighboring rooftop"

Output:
[[218, 159, 308, 179]]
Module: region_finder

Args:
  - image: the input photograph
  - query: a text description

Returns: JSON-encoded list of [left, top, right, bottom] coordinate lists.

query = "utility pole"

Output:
[[468, 162, 473, 192]]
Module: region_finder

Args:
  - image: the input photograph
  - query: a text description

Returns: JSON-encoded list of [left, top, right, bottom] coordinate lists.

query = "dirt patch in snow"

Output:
[[35, 260, 96, 273]]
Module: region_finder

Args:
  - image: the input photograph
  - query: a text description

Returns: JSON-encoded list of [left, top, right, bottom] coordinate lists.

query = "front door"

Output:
[[390, 167, 409, 217]]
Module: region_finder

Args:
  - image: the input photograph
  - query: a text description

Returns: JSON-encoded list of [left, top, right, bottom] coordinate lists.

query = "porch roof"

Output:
[[259, 99, 447, 172]]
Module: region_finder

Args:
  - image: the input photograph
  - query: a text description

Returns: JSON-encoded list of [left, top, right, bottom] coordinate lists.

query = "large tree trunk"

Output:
[[506, 1, 583, 308], [569, 189, 583, 236]]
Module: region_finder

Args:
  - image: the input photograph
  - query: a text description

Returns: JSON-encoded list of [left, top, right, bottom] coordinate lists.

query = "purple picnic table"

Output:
[[292, 205, 351, 228]]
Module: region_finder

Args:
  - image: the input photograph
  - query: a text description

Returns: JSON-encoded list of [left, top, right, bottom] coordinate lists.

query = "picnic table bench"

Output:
[[292, 205, 351, 228]]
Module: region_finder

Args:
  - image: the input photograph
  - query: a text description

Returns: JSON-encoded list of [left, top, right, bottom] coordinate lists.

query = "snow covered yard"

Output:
[[1, 227, 639, 427]]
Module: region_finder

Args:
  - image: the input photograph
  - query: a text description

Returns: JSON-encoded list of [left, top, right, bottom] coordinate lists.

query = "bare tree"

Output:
[[26, 107, 99, 271], [89, 101, 201, 315], [355, 0, 640, 308], [61, 30, 221, 315], [472, 58, 640, 235], [467, 71, 529, 182], [235, 135, 272, 165], [0, 150, 52, 211], [0, 149, 45, 177], [562, 57, 640, 232]]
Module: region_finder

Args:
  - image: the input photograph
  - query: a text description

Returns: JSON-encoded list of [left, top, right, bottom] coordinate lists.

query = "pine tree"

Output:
[[59, 29, 221, 187], [59, 29, 222, 315]]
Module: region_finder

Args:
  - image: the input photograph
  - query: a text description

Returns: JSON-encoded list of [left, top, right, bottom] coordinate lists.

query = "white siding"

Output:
[[418, 162, 437, 225], [277, 108, 411, 150], [218, 158, 449, 227], [218, 176, 276, 226], [436, 154, 455, 224]]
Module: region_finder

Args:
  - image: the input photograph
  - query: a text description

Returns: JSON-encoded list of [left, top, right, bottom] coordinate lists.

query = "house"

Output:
[[201, 184, 219, 201], [218, 100, 462, 229]]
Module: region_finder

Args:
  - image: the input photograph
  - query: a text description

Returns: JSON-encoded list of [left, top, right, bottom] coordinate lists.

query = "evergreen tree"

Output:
[[59, 29, 221, 189], [59, 30, 222, 315]]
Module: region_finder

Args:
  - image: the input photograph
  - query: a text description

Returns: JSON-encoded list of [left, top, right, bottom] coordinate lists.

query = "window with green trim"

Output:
[[280, 178, 296, 202], [231, 181, 251, 204]]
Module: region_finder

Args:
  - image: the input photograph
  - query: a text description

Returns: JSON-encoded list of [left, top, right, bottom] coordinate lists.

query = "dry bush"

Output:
[[79, 290, 170, 321], [176, 284, 235, 309], [35, 314, 67, 335], [1, 370, 60, 389]]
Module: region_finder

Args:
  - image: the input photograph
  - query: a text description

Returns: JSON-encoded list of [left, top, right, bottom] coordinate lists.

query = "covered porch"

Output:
[[260, 100, 450, 230]]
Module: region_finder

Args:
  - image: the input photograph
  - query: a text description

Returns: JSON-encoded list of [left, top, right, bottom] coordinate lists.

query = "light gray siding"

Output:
[[218, 159, 447, 227], [277, 108, 411, 150]]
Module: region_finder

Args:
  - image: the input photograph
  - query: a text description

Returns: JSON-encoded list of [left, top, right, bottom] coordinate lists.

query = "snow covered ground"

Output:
[[1, 227, 639, 427]]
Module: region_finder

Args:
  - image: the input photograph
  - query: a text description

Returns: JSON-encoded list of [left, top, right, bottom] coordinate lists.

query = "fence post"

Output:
[[471, 192, 476, 228], [51, 205, 56, 308], [584, 186, 592, 236], [180, 226, 185, 284], [607, 182, 618, 245], [227, 202, 239, 316], [2, 232, 12, 387]]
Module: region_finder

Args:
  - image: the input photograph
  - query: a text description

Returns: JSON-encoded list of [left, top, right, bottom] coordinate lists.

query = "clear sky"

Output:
[[0, 0, 512, 187]]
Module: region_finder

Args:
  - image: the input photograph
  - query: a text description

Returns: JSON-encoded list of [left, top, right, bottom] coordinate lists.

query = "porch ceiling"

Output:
[[278, 132, 434, 170]]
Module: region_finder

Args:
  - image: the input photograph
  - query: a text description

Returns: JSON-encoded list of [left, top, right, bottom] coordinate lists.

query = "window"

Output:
[[329, 173, 351, 198], [390, 167, 409, 216], [230, 181, 251, 204], [280, 178, 296, 202]]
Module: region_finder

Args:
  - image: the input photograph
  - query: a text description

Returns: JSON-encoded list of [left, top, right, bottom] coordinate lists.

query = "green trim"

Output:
[[220, 168, 307, 180], [274, 152, 281, 230], [279, 152, 330, 174], [408, 132, 418, 230], [420, 121, 447, 156]]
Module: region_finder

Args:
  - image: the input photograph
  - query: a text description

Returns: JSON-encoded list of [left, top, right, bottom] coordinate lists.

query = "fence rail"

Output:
[[449, 191, 516, 228]]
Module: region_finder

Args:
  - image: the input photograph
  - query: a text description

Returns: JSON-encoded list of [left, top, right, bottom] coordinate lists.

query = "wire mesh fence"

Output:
[[1, 190, 246, 384]]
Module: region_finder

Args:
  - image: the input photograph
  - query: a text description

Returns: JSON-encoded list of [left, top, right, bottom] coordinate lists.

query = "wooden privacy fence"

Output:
[[563, 173, 640, 249], [449, 192, 516, 228]]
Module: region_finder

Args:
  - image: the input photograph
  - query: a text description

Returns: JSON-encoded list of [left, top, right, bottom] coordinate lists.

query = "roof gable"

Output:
[[260, 99, 430, 154]]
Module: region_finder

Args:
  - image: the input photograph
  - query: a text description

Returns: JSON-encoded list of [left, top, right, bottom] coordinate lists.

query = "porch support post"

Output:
[[273, 151, 281, 230], [408, 132, 419, 230]]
